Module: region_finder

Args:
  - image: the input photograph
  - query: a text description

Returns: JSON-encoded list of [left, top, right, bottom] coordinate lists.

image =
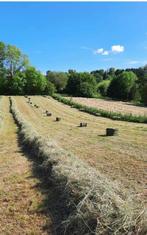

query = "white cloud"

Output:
[[94, 48, 110, 56], [102, 50, 109, 55], [94, 44, 125, 56], [111, 45, 124, 53], [94, 48, 104, 54]]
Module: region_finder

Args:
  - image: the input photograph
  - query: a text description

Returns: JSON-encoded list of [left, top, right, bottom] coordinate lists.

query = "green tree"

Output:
[[4, 44, 29, 79], [141, 83, 147, 105], [0, 42, 6, 81], [66, 71, 80, 95], [108, 67, 116, 77], [44, 81, 56, 96], [24, 67, 47, 94], [97, 80, 111, 96], [0, 77, 7, 95], [107, 71, 138, 100], [66, 72, 97, 97], [0, 42, 5, 67], [46, 71, 68, 92], [91, 69, 104, 83], [79, 82, 95, 97], [7, 73, 26, 95], [140, 65, 147, 105]]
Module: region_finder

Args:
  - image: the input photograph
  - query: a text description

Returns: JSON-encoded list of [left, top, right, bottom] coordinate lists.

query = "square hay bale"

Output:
[[106, 128, 118, 136], [56, 117, 61, 121], [80, 122, 87, 127]]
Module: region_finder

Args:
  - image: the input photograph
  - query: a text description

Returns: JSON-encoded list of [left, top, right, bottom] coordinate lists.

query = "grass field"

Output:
[[14, 96, 147, 195], [68, 97, 147, 116], [0, 95, 147, 234]]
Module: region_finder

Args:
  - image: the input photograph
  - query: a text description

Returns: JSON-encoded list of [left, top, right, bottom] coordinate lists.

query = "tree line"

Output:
[[0, 42, 55, 95], [0, 41, 147, 105], [47, 67, 147, 105]]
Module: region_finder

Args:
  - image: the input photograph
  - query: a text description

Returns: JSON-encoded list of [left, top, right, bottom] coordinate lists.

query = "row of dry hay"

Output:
[[9, 97, 147, 235]]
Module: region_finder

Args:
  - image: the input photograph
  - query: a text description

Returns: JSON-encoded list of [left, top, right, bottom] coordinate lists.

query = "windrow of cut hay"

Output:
[[9, 97, 146, 235], [52, 94, 147, 123]]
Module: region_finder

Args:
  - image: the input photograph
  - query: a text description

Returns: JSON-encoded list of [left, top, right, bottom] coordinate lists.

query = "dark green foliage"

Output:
[[24, 67, 47, 95], [91, 69, 104, 83], [46, 71, 68, 92], [7, 74, 26, 95], [91, 68, 115, 82], [138, 65, 147, 105], [44, 80, 56, 96], [66, 72, 97, 97], [66, 71, 80, 95], [79, 82, 96, 97], [141, 83, 147, 105], [53, 94, 147, 123], [97, 80, 111, 96], [107, 71, 137, 100], [0, 41, 55, 95], [0, 76, 7, 94]]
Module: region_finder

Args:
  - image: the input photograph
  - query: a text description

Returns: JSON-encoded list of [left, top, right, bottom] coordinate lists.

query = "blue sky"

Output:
[[0, 2, 147, 73]]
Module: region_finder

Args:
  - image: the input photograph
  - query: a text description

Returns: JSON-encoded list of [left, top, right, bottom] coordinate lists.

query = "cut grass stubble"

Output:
[[52, 94, 147, 123], [9, 97, 147, 235]]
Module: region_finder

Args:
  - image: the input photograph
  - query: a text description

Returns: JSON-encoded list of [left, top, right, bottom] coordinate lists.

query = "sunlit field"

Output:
[[67, 97, 147, 116], [14, 96, 147, 194]]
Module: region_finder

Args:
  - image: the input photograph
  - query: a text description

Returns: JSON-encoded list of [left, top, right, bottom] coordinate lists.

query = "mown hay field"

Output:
[[14, 96, 147, 197], [68, 97, 147, 116], [0, 97, 53, 234]]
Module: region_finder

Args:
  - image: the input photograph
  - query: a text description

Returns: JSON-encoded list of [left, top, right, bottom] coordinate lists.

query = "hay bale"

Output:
[[56, 117, 61, 121], [34, 105, 39, 108], [106, 128, 118, 136], [45, 110, 52, 116], [80, 122, 87, 127], [46, 112, 52, 116]]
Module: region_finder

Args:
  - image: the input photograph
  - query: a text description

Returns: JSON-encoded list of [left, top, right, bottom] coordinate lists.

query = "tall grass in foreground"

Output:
[[10, 97, 146, 235], [52, 94, 147, 123]]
